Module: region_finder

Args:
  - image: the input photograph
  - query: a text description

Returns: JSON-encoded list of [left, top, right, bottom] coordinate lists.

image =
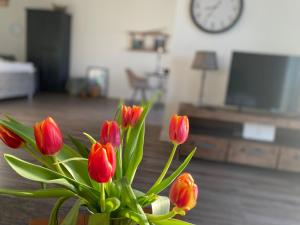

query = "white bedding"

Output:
[[0, 59, 35, 73]]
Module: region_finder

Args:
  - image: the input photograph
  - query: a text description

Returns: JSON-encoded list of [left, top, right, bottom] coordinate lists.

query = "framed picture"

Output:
[[0, 0, 9, 7], [86, 66, 109, 97]]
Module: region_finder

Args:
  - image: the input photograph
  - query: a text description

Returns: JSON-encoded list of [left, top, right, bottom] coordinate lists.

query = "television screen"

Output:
[[226, 52, 300, 115]]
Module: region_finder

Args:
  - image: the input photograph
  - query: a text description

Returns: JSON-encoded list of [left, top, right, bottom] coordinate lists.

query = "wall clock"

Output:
[[191, 0, 243, 33]]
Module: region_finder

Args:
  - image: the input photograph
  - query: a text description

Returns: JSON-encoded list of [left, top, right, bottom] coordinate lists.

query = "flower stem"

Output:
[[23, 145, 53, 169], [149, 143, 178, 190], [52, 156, 66, 176], [99, 183, 106, 212]]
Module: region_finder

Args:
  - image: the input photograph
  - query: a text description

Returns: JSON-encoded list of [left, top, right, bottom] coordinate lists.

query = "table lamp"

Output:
[[192, 51, 218, 106]]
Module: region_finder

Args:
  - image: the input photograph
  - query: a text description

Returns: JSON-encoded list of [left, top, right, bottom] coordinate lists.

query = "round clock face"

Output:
[[191, 0, 243, 33]]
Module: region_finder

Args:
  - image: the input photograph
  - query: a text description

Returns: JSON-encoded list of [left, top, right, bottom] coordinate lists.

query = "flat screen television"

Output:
[[226, 51, 300, 115]]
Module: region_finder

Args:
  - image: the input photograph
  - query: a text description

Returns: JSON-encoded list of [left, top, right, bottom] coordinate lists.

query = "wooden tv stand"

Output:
[[179, 103, 300, 172]]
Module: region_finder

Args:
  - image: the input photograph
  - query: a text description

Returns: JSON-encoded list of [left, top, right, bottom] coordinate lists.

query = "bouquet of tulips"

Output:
[[0, 99, 197, 225]]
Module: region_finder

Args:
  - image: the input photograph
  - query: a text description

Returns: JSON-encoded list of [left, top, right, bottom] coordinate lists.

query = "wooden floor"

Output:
[[1, 94, 300, 225]]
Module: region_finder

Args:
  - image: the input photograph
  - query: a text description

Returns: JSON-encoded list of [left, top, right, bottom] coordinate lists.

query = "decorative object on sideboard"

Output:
[[52, 3, 67, 12], [192, 51, 218, 106], [86, 66, 109, 98], [66, 67, 109, 98], [0, 0, 8, 7], [128, 29, 169, 52], [190, 0, 243, 33]]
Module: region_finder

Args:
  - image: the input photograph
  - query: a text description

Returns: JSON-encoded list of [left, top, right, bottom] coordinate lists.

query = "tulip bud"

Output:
[[100, 121, 121, 148], [0, 125, 24, 149], [121, 105, 143, 128], [169, 173, 198, 211], [88, 142, 116, 183], [34, 117, 63, 155], [169, 114, 189, 145]]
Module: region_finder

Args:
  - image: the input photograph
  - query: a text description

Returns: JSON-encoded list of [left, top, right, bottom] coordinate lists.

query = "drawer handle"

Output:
[[198, 142, 215, 150], [243, 148, 264, 157]]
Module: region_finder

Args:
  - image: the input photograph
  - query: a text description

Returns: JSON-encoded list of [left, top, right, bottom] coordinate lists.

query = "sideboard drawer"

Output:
[[228, 140, 279, 168], [181, 135, 229, 161], [278, 147, 300, 172]]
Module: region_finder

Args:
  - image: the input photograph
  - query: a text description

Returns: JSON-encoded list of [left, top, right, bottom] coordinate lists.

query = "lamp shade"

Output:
[[192, 51, 218, 70]]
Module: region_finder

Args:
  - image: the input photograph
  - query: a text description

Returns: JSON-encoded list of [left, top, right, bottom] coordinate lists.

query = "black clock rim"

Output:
[[190, 0, 244, 34]]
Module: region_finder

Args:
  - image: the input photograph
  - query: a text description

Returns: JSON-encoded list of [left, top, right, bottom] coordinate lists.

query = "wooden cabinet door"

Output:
[[228, 140, 279, 168], [181, 135, 229, 161], [278, 147, 300, 172]]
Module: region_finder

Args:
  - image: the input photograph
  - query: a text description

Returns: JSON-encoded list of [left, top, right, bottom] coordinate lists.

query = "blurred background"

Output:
[[1, 0, 300, 224]]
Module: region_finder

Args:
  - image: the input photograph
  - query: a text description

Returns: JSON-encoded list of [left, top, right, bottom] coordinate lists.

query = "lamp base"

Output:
[[197, 70, 206, 107]]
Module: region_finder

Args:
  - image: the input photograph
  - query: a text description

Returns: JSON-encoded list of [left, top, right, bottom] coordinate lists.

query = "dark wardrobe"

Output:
[[26, 9, 71, 92]]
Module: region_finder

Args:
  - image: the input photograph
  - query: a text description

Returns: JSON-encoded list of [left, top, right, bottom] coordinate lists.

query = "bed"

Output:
[[0, 58, 36, 101]]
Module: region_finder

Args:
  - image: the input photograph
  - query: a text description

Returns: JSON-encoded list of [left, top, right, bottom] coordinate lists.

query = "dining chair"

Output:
[[126, 68, 150, 102]]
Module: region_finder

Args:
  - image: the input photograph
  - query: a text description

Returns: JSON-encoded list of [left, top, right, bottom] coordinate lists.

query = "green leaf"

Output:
[[114, 100, 124, 126], [88, 213, 110, 225], [123, 95, 157, 183], [104, 197, 121, 213], [119, 209, 149, 225], [68, 135, 89, 158], [121, 178, 149, 225], [4, 154, 99, 208], [147, 148, 196, 195], [133, 189, 158, 207], [152, 219, 194, 225], [48, 197, 70, 225], [60, 199, 83, 225], [55, 157, 88, 165], [125, 122, 145, 184], [57, 145, 92, 187], [4, 154, 75, 190], [0, 188, 75, 198], [152, 196, 170, 216], [83, 132, 97, 144]]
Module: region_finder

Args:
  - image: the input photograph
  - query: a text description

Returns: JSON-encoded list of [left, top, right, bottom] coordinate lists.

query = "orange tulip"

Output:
[[169, 173, 198, 211], [0, 125, 24, 149], [169, 114, 189, 145], [121, 105, 143, 128], [88, 142, 116, 183], [34, 117, 63, 155], [100, 120, 121, 148]]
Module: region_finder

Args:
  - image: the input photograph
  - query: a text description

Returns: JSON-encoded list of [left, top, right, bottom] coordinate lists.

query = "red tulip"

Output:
[[34, 117, 63, 155], [121, 105, 143, 128], [100, 120, 121, 148], [169, 114, 189, 145], [0, 125, 24, 149], [88, 142, 116, 183], [169, 173, 198, 211]]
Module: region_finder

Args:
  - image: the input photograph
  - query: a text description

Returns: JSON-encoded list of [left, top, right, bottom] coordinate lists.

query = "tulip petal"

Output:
[[34, 117, 63, 155], [169, 173, 198, 211], [88, 143, 116, 183]]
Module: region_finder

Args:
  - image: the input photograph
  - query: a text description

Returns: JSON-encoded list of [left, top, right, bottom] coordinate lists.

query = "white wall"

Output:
[[0, 0, 177, 98], [0, 0, 51, 60], [161, 0, 300, 139]]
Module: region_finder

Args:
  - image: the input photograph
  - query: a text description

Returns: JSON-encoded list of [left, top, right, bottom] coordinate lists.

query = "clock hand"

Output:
[[205, 0, 222, 11], [204, 0, 222, 22]]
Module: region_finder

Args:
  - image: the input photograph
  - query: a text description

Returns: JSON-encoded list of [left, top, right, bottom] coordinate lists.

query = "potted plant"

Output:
[[0, 98, 197, 225]]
